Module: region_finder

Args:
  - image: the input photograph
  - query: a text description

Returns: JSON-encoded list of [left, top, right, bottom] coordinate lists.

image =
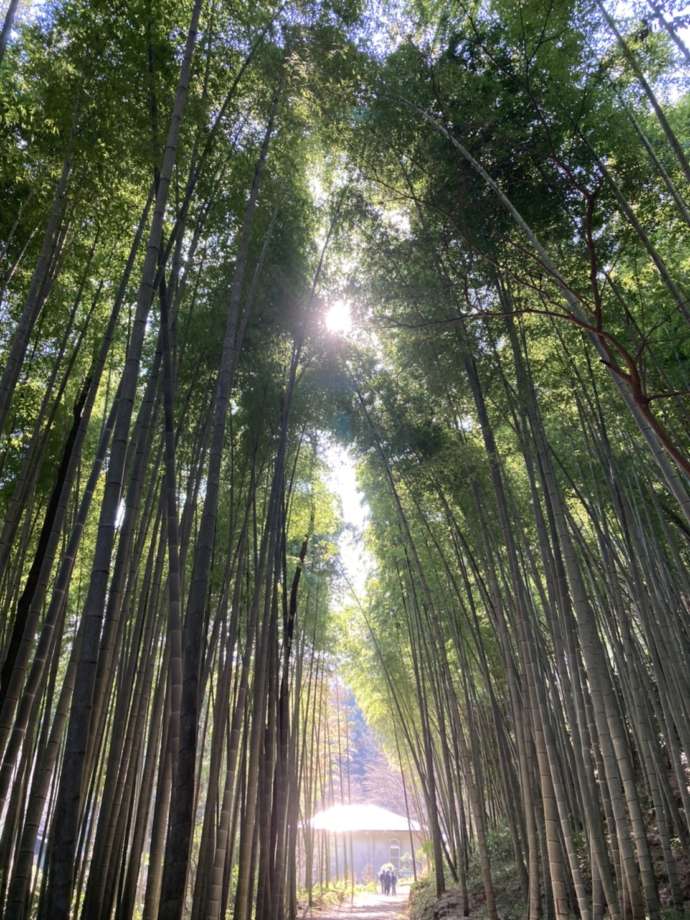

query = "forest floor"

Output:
[[307, 889, 408, 919]]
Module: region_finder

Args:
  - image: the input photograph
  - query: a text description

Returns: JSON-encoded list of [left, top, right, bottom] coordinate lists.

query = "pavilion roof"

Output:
[[309, 803, 421, 833]]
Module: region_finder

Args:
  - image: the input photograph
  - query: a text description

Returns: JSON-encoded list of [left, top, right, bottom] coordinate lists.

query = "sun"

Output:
[[324, 298, 353, 335]]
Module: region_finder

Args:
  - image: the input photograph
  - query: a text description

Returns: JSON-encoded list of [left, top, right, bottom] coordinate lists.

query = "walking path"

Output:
[[308, 890, 408, 919]]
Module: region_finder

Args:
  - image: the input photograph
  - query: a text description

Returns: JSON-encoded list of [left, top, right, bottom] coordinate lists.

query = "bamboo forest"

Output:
[[1, 0, 690, 917]]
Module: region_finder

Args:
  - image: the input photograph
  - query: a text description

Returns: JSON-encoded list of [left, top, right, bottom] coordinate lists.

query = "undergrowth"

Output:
[[409, 825, 690, 919]]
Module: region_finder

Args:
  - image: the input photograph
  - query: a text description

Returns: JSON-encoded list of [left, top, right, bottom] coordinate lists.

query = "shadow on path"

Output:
[[308, 890, 408, 919]]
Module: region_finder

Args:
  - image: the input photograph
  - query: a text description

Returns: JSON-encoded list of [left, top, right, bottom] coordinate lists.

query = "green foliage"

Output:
[[2, 0, 689, 914]]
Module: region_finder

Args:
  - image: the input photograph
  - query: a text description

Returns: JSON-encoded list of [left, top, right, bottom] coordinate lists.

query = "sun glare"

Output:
[[324, 298, 353, 335]]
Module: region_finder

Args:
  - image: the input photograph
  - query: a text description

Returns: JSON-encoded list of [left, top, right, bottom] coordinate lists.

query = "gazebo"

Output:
[[309, 803, 424, 882]]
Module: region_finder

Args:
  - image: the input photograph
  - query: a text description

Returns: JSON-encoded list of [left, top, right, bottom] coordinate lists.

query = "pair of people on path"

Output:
[[378, 865, 397, 896]]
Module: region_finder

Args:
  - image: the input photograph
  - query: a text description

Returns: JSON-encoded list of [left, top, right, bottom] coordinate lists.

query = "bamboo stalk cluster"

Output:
[[0, 2, 356, 917], [0, 0, 689, 918]]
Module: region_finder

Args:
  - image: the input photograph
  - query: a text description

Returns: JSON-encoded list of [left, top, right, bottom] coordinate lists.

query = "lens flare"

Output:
[[324, 298, 352, 335]]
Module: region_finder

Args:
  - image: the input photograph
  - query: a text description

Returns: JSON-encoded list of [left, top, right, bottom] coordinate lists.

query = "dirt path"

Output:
[[307, 890, 408, 919]]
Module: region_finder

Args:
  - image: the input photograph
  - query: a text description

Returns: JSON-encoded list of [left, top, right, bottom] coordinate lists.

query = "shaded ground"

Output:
[[309, 890, 408, 919]]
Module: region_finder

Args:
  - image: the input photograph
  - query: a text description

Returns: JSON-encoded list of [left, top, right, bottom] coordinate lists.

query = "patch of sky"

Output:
[[321, 436, 373, 598]]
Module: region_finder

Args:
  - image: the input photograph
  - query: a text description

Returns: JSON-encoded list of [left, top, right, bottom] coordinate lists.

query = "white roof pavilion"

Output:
[[309, 803, 421, 833]]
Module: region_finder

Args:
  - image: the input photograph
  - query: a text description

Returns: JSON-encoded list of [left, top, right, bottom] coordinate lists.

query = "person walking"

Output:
[[378, 866, 387, 895], [390, 868, 397, 895]]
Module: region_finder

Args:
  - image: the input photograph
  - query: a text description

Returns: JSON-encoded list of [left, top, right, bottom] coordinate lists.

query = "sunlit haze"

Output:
[[323, 441, 372, 597], [324, 298, 353, 335]]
